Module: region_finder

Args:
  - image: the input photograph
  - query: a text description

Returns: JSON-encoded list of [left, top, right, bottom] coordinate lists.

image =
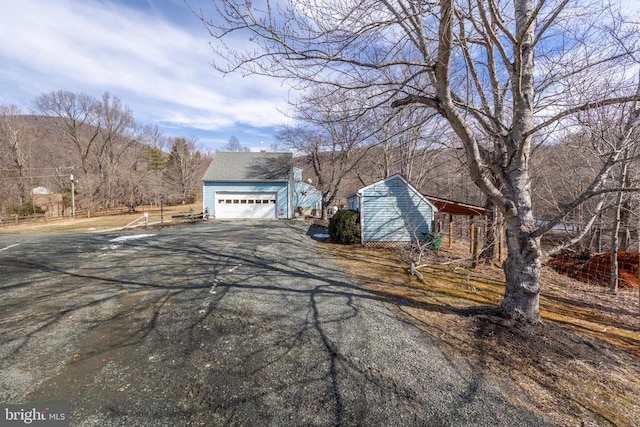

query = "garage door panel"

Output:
[[216, 192, 277, 219]]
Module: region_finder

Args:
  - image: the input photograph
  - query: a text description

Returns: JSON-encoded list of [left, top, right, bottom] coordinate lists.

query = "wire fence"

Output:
[[0, 205, 206, 229], [0, 207, 128, 227], [547, 250, 639, 289]]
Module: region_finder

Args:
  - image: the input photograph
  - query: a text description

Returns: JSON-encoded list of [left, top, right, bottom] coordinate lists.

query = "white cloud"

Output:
[[0, 0, 292, 148]]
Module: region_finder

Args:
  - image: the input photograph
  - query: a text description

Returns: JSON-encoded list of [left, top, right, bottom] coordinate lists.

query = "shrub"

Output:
[[8, 202, 46, 216], [421, 231, 442, 251], [328, 209, 361, 244]]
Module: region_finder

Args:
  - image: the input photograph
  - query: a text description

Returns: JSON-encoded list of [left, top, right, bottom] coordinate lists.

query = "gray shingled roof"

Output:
[[202, 151, 293, 182]]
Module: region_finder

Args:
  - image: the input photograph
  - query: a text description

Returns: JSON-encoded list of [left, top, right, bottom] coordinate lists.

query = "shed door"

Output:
[[215, 192, 277, 219]]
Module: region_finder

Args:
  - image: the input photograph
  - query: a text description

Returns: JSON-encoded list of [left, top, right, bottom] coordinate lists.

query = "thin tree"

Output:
[[91, 92, 139, 208], [223, 135, 250, 152], [277, 86, 375, 218], [0, 105, 30, 205], [163, 137, 208, 204]]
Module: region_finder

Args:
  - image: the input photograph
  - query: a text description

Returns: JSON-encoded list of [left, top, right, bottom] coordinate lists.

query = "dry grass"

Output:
[[329, 242, 640, 426], [0, 204, 202, 234]]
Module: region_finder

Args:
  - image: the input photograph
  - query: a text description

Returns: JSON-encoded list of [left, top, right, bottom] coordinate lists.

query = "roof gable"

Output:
[[202, 152, 293, 182], [354, 174, 437, 212]]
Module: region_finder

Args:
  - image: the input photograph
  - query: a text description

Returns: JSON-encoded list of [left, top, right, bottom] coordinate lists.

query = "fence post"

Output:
[[472, 226, 480, 268]]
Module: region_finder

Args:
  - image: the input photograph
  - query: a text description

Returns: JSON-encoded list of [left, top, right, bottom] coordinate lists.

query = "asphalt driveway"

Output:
[[0, 221, 552, 426]]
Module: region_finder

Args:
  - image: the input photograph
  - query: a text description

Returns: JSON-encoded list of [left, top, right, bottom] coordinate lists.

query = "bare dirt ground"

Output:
[[328, 240, 640, 427]]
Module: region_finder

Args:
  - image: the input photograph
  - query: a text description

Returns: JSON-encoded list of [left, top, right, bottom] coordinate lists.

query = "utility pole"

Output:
[[70, 174, 75, 218]]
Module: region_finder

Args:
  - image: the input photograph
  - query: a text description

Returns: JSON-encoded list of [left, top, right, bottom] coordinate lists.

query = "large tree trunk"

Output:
[[500, 215, 542, 323]]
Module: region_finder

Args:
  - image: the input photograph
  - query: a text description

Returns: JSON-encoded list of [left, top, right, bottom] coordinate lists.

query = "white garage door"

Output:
[[215, 192, 277, 219]]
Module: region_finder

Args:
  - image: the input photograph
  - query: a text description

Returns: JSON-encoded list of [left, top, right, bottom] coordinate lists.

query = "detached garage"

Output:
[[202, 152, 294, 219]]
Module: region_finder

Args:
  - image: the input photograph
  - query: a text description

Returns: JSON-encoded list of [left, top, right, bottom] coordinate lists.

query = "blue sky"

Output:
[[0, 0, 293, 152], [1, 1, 638, 153]]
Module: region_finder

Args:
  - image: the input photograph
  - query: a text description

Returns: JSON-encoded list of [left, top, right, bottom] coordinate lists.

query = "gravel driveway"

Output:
[[0, 221, 552, 426]]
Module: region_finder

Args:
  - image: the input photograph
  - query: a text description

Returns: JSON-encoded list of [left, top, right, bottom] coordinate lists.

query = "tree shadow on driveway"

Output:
[[0, 221, 551, 426]]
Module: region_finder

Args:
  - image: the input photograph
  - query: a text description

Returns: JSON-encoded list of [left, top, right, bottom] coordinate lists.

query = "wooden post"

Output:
[[498, 224, 504, 262], [469, 218, 475, 254], [448, 214, 454, 249], [472, 226, 480, 268]]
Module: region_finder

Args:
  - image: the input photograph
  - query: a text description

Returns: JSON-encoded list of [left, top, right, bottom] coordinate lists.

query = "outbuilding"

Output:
[[293, 181, 322, 216], [202, 152, 295, 219], [346, 174, 437, 244]]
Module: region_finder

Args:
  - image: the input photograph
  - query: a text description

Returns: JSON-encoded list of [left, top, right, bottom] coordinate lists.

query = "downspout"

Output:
[[289, 168, 294, 219], [358, 191, 364, 245]]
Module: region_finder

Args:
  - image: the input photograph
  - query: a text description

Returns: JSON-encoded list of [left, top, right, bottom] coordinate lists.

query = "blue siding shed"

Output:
[[347, 174, 437, 243]]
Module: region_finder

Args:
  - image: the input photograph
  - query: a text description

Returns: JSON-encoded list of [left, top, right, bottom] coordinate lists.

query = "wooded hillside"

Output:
[[0, 92, 210, 217]]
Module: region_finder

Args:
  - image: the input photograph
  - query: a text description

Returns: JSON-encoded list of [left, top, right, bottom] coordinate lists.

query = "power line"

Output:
[[0, 175, 71, 180], [0, 167, 73, 172]]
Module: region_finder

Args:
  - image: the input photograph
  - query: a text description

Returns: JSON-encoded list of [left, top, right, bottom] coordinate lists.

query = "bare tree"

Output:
[[32, 91, 158, 210], [91, 92, 140, 208], [222, 135, 250, 152], [355, 107, 447, 189], [114, 124, 166, 211], [32, 91, 101, 210], [605, 121, 640, 293], [32, 91, 100, 175], [163, 137, 209, 204], [0, 105, 30, 205], [199, 0, 640, 323], [277, 86, 375, 218]]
